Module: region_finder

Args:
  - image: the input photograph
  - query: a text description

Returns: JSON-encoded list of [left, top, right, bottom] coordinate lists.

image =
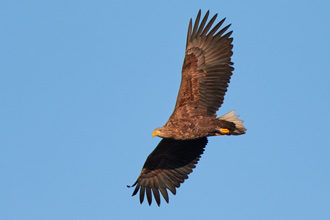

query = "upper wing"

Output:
[[172, 10, 234, 118], [128, 137, 207, 206]]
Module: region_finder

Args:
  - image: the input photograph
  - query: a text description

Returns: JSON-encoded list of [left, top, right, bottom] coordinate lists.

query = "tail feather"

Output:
[[218, 110, 246, 135]]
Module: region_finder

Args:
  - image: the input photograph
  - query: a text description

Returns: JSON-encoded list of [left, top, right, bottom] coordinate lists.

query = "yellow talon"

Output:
[[220, 128, 230, 134]]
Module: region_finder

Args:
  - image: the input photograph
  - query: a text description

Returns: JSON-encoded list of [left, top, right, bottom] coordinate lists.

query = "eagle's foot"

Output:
[[215, 128, 230, 135], [220, 128, 230, 134]]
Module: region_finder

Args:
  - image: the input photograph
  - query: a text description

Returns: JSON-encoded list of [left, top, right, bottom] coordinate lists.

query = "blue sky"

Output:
[[1, 0, 330, 219]]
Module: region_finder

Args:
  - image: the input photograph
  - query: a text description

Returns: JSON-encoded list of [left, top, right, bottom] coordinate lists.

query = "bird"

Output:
[[128, 10, 246, 206]]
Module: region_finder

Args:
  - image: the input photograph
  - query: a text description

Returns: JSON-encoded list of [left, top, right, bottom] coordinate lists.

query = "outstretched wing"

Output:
[[171, 10, 234, 119], [129, 137, 208, 206]]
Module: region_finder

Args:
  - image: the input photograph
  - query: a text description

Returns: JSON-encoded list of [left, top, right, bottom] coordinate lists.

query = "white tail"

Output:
[[218, 110, 246, 135]]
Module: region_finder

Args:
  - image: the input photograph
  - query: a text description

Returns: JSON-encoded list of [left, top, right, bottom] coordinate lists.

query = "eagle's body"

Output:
[[159, 116, 237, 140], [128, 10, 246, 206]]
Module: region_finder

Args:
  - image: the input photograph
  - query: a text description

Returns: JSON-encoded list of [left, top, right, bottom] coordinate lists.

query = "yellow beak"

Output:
[[152, 130, 160, 137]]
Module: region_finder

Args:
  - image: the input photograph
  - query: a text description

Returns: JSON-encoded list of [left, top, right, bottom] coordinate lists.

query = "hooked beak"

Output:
[[152, 130, 160, 137]]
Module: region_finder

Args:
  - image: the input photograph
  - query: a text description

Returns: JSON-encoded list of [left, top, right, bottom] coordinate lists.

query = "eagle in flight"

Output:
[[128, 10, 246, 206]]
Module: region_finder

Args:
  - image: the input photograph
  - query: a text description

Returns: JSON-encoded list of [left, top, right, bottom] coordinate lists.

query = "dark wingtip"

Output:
[[127, 181, 137, 188]]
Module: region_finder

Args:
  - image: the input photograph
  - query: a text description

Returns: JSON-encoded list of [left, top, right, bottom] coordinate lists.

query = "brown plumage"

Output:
[[128, 10, 246, 206]]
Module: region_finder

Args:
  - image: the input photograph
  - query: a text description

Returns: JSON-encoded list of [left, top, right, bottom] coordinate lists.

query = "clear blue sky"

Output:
[[1, 0, 330, 219]]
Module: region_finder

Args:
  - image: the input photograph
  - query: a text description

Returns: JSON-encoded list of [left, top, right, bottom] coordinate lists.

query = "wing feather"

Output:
[[196, 10, 209, 36], [171, 11, 234, 118], [152, 186, 161, 206], [129, 137, 207, 206], [200, 13, 217, 37], [191, 10, 201, 39]]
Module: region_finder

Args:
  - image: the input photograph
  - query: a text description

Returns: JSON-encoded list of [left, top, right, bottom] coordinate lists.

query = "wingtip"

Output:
[[127, 181, 137, 188]]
